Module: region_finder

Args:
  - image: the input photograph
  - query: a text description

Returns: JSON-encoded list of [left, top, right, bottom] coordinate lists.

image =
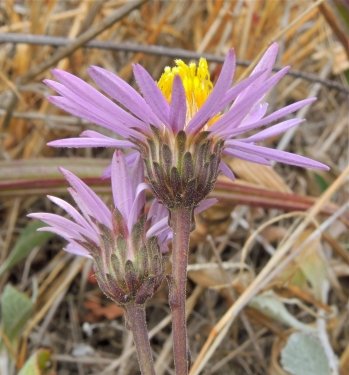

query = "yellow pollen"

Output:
[[158, 58, 213, 119]]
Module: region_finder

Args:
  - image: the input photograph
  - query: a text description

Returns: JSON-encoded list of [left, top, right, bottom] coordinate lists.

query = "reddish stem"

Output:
[[125, 303, 155, 375], [169, 207, 193, 375]]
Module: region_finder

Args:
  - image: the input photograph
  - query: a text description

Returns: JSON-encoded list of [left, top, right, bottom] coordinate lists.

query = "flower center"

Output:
[[158, 58, 213, 120]]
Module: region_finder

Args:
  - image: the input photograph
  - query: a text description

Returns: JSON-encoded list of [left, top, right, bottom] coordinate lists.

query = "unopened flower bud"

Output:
[[29, 151, 171, 306]]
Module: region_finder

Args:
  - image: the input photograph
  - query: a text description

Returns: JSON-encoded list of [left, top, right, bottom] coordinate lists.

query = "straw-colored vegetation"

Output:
[[0, 1, 348, 374]]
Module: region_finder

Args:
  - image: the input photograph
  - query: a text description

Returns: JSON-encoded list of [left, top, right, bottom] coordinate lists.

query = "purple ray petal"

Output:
[[46, 82, 129, 131], [65, 242, 92, 258], [229, 44, 280, 116], [60, 168, 112, 229], [187, 49, 236, 134], [226, 141, 329, 170], [212, 67, 289, 138], [127, 182, 148, 231], [47, 195, 97, 236], [169, 75, 187, 132], [78, 130, 123, 140], [241, 102, 269, 126], [66, 187, 103, 232], [219, 43, 278, 114], [147, 200, 171, 245], [224, 146, 271, 165], [102, 164, 112, 179], [37, 226, 76, 242], [47, 96, 141, 140], [80, 130, 104, 138], [195, 198, 218, 214], [228, 97, 316, 138], [146, 216, 169, 238], [28, 213, 91, 241], [230, 43, 278, 111], [128, 152, 144, 196], [251, 43, 279, 77], [242, 118, 304, 143], [217, 70, 265, 111], [147, 199, 169, 225], [80, 130, 142, 144], [219, 160, 235, 180], [46, 81, 145, 139], [111, 151, 133, 221], [147, 198, 215, 238], [48, 137, 134, 149], [88, 66, 161, 127], [49, 71, 149, 132], [103, 151, 142, 179], [133, 63, 170, 127]]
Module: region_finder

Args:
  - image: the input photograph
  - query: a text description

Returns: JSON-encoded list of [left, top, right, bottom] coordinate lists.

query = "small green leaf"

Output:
[[281, 332, 331, 375], [1, 284, 34, 343], [18, 349, 54, 375], [0, 221, 53, 276], [314, 173, 329, 192], [345, 69, 349, 85], [295, 231, 328, 300], [250, 291, 314, 332]]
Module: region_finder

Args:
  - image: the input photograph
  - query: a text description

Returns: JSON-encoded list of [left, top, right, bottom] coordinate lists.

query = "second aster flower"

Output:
[[45, 43, 328, 210], [29, 151, 169, 305]]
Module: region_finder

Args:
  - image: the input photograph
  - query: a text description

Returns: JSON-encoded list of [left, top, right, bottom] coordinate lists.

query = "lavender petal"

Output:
[[47, 96, 141, 140], [251, 43, 279, 77], [48, 137, 134, 149], [216, 70, 265, 111], [127, 182, 148, 231], [187, 49, 236, 133], [28, 213, 90, 241], [212, 67, 290, 138], [242, 118, 304, 143], [195, 198, 218, 214], [65, 242, 92, 258], [47, 195, 97, 235], [46, 82, 145, 139], [169, 75, 187, 132], [111, 151, 133, 221], [133, 63, 170, 127], [146, 217, 169, 238], [226, 141, 329, 170], [229, 97, 316, 138], [88, 66, 161, 127], [224, 146, 271, 165], [241, 102, 269, 126], [219, 160, 236, 180], [60, 168, 112, 228], [49, 71, 148, 132]]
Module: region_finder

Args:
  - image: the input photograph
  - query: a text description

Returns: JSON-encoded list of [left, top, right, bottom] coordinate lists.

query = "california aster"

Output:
[[45, 43, 328, 209]]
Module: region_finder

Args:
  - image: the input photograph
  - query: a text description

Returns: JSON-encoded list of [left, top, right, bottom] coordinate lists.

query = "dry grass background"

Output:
[[0, 1, 348, 374]]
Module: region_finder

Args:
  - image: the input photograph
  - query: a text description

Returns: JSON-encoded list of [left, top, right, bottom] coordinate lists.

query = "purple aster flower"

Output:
[[45, 43, 328, 209], [28, 151, 170, 305]]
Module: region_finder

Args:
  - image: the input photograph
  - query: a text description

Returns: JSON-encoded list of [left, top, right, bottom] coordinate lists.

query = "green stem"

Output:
[[169, 207, 193, 375], [124, 303, 155, 375]]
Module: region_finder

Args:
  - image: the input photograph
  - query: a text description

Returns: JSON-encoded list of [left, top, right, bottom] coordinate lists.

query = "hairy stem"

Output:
[[124, 303, 155, 375], [169, 207, 193, 375]]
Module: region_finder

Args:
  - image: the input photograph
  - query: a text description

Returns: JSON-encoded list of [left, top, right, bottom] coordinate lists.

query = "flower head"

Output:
[[29, 151, 169, 305], [46, 43, 328, 209]]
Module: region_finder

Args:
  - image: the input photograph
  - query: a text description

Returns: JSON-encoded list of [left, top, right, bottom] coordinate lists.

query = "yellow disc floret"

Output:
[[158, 58, 213, 120]]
